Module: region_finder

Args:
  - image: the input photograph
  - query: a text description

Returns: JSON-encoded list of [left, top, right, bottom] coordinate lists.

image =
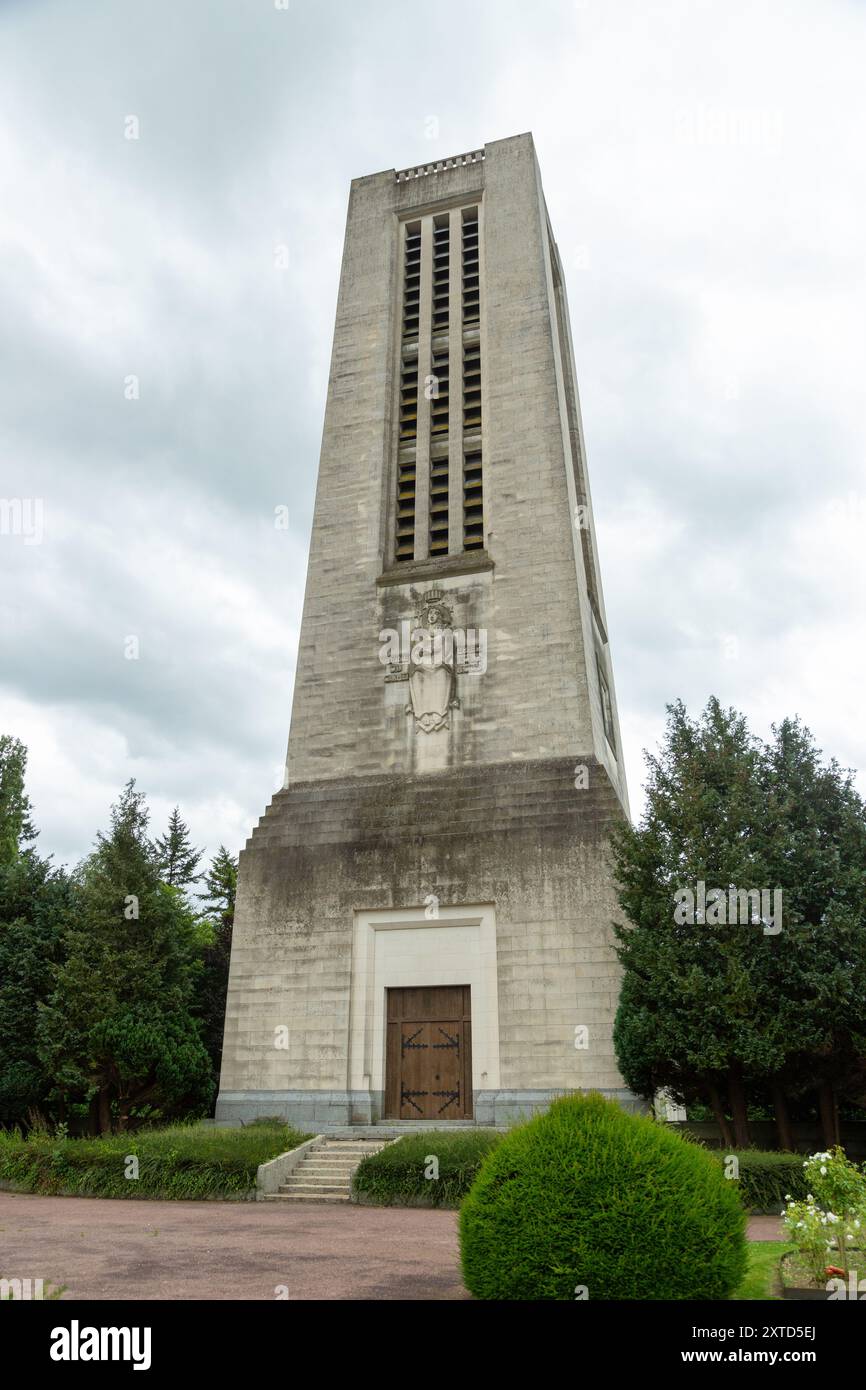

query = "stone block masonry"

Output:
[[216, 134, 637, 1128]]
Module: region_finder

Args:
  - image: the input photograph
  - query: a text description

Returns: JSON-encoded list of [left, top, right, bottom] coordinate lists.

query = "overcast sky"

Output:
[[1, 0, 864, 871]]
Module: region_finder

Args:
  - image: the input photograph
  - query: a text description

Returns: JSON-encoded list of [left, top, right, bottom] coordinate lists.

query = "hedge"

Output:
[[716, 1149, 809, 1213], [352, 1126, 809, 1215], [353, 1130, 503, 1206], [0, 1122, 308, 1199]]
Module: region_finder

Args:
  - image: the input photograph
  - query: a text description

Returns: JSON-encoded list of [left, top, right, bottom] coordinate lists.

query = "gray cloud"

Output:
[[1, 0, 864, 871]]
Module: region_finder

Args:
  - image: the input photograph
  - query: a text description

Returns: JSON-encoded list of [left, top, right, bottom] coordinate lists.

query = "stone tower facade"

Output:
[[216, 133, 636, 1129]]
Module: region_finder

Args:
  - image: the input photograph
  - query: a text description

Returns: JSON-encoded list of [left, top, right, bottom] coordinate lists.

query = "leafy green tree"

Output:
[[154, 806, 202, 890], [195, 846, 238, 1079], [37, 782, 213, 1133]]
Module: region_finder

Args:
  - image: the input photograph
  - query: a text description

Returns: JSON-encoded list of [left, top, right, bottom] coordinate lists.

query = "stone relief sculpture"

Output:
[[406, 591, 459, 733], [381, 586, 486, 734]]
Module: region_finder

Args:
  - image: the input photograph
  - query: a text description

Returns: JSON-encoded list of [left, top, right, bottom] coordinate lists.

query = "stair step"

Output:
[[285, 1177, 349, 1188], [281, 1178, 351, 1188], [310, 1146, 384, 1153], [313, 1143, 385, 1150], [309, 1150, 381, 1157], [286, 1174, 353, 1184], [306, 1153, 377, 1161], [268, 1192, 351, 1203], [291, 1165, 354, 1174], [279, 1185, 351, 1196], [258, 1138, 393, 1202], [307, 1151, 370, 1158], [308, 1150, 374, 1158]]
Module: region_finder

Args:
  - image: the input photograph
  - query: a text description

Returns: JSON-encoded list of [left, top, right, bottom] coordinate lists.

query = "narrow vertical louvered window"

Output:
[[461, 208, 480, 326], [393, 205, 484, 565], [429, 345, 449, 554], [432, 216, 450, 334], [396, 221, 421, 561], [403, 223, 421, 339], [463, 450, 483, 549], [428, 215, 451, 555], [461, 207, 483, 550]]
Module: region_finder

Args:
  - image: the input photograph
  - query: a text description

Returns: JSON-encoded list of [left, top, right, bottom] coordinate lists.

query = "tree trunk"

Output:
[[728, 1068, 751, 1148], [707, 1082, 734, 1148], [97, 1088, 112, 1136], [818, 1081, 839, 1148], [771, 1081, 794, 1151], [88, 1092, 101, 1137]]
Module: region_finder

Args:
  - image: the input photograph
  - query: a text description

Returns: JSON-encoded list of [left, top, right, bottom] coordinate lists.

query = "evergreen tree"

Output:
[[37, 781, 213, 1133], [612, 699, 866, 1149], [750, 718, 866, 1145], [612, 698, 770, 1147], [154, 806, 202, 890], [0, 735, 71, 1127], [0, 735, 36, 863], [0, 854, 72, 1127], [195, 846, 238, 1079]]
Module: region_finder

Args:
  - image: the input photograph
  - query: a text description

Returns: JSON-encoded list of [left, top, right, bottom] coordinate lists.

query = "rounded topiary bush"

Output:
[[459, 1093, 747, 1300]]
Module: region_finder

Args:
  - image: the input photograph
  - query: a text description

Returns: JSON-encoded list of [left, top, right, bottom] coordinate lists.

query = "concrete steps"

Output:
[[270, 1138, 389, 1203]]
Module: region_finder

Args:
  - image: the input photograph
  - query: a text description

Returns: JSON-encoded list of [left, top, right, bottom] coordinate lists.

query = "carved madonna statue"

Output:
[[406, 590, 460, 734]]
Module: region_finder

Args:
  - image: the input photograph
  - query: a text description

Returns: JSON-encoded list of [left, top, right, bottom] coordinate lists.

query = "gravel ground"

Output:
[[0, 1191, 468, 1300], [0, 1192, 781, 1301]]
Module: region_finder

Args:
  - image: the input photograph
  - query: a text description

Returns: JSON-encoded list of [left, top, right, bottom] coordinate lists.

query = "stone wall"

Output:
[[216, 756, 636, 1127], [217, 134, 634, 1127], [283, 134, 628, 806]]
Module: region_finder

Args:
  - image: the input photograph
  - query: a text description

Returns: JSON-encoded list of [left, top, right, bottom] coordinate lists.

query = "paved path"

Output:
[[0, 1192, 468, 1300], [0, 1193, 783, 1302], [747, 1215, 785, 1241]]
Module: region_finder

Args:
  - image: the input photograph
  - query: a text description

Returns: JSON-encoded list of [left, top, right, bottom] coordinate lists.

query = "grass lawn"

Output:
[[732, 1241, 792, 1300], [0, 1122, 310, 1200]]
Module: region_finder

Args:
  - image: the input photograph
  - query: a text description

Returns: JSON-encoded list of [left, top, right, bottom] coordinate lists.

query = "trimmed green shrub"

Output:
[[0, 1122, 308, 1199], [715, 1149, 809, 1213], [353, 1130, 503, 1207], [459, 1093, 748, 1300]]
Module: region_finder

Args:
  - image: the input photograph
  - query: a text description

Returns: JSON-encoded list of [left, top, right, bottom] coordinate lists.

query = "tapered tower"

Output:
[[216, 134, 636, 1129]]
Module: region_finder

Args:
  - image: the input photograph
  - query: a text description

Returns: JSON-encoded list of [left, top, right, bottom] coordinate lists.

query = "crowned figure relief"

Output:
[[406, 589, 460, 733]]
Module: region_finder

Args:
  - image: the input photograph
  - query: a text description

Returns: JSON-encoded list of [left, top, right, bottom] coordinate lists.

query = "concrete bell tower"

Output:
[[216, 133, 636, 1130]]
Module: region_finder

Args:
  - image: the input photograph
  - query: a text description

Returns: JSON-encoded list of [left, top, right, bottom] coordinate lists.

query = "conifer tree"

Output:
[[612, 698, 769, 1146], [195, 846, 238, 1078], [0, 735, 36, 864], [750, 718, 866, 1145], [38, 782, 212, 1133], [612, 699, 866, 1149], [154, 805, 202, 890], [0, 736, 70, 1127]]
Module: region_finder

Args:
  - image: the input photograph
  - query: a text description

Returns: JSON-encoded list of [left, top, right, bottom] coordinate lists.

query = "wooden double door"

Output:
[[384, 985, 472, 1120]]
